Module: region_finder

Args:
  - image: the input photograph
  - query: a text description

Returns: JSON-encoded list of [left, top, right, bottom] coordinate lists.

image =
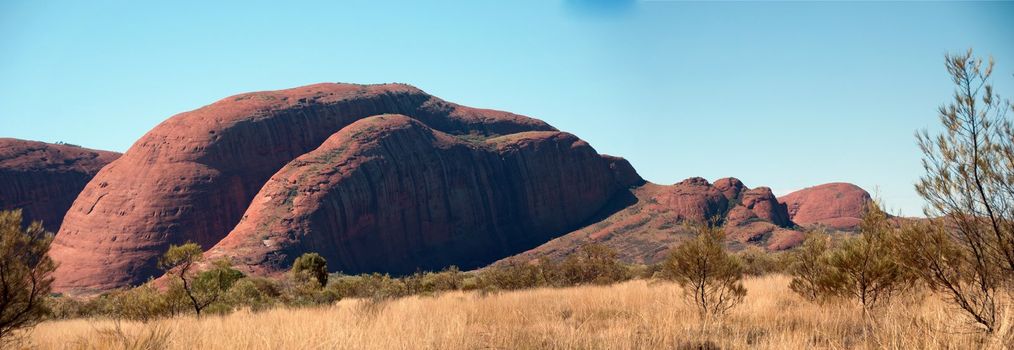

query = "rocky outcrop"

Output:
[[49, 83, 622, 293], [0, 139, 119, 232], [778, 182, 871, 230], [206, 115, 623, 276], [602, 155, 644, 188], [500, 177, 798, 266]]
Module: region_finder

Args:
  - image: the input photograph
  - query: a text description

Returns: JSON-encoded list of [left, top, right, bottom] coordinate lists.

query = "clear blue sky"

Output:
[[2, 1, 1013, 216]]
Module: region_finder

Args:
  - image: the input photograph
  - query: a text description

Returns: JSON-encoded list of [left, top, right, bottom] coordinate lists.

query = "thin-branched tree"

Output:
[[0, 210, 56, 344], [158, 243, 242, 316], [896, 49, 1014, 333], [660, 223, 746, 319]]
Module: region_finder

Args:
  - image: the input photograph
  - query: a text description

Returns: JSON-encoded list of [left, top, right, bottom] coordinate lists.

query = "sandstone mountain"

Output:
[[50, 83, 631, 293], [0, 138, 119, 232], [778, 182, 871, 231], [43, 83, 873, 294], [205, 114, 639, 277]]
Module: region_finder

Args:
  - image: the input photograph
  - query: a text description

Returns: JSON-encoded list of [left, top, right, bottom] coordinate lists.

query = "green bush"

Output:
[[557, 243, 630, 285], [47, 296, 102, 320], [291, 253, 329, 288], [106, 283, 171, 322], [659, 224, 746, 318], [0, 209, 56, 343], [225, 277, 282, 312], [326, 273, 407, 301], [736, 246, 785, 276], [788, 204, 914, 310], [824, 204, 913, 309], [282, 278, 341, 307], [476, 261, 557, 291], [403, 266, 466, 295]]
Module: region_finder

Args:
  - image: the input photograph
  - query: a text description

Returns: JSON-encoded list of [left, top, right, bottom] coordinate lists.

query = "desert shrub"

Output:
[[824, 203, 913, 310], [0, 209, 57, 344], [188, 259, 245, 315], [326, 273, 407, 301], [282, 278, 341, 307], [105, 283, 171, 322], [787, 230, 839, 302], [736, 246, 785, 276], [161, 279, 193, 317], [476, 261, 557, 291], [403, 266, 466, 295], [557, 243, 631, 285], [789, 204, 914, 310], [225, 277, 282, 312], [625, 263, 652, 279], [659, 224, 746, 318], [291, 252, 328, 288], [47, 295, 103, 320], [158, 243, 244, 316]]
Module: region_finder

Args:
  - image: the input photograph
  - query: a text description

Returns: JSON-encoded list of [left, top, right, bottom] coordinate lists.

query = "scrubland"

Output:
[[23, 275, 1010, 350]]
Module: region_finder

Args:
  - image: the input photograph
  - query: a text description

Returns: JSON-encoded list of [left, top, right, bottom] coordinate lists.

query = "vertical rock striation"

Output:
[[207, 115, 623, 275], [49, 83, 609, 293], [0, 139, 119, 232]]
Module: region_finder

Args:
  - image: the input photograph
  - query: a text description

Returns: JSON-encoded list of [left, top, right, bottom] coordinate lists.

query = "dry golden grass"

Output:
[[20, 275, 1013, 349]]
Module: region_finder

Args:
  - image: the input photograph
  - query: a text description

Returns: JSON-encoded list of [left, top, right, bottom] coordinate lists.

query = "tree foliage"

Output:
[[158, 243, 242, 316], [789, 204, 913, 310], [787, 230, 837, 302], [0, 209, 56, 343], [659, 224, 746, 318], [557, 243, 630, 285], [827, 203, 912, 310], [291, 253, 329, 288], [900, 49, 1014, 333]]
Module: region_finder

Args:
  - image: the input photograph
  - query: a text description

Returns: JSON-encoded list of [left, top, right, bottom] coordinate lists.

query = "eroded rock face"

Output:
[[49, 83, 602, 293], [0, 139, 119, 232], [207, 115, 622, 275], [499, 177, 798, 266], [650, 177, 731, 223], [778, 182, 871, 230]]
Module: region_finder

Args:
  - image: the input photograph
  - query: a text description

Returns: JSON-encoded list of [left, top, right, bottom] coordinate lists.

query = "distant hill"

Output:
[[0, 138, 119, 232]]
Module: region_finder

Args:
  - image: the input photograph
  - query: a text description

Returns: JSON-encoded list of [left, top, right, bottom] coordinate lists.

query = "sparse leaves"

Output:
[[659, 224, 746, 318], [0, 209, 56, 344], [909, 48, 1014, 333]]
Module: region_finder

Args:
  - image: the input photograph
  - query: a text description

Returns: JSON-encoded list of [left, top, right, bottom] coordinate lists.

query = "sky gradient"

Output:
[[2, 0, 1013, 216]]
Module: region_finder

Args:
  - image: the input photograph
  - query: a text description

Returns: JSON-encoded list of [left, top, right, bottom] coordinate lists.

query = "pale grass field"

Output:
[[20, 275, 1013, 349]]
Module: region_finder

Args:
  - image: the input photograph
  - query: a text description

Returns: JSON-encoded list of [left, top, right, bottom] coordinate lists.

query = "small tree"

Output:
[[787, 229, 837, 302], [291, 252, 329, 288], [192, 259, 245, 314], [158, 243, 242, 316], [902, 49, 1014, 333], [159, 243, 203, 315], [660, 224, 746, 319], [826, 203, 911, 311], [0, 209, 56, 343]]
